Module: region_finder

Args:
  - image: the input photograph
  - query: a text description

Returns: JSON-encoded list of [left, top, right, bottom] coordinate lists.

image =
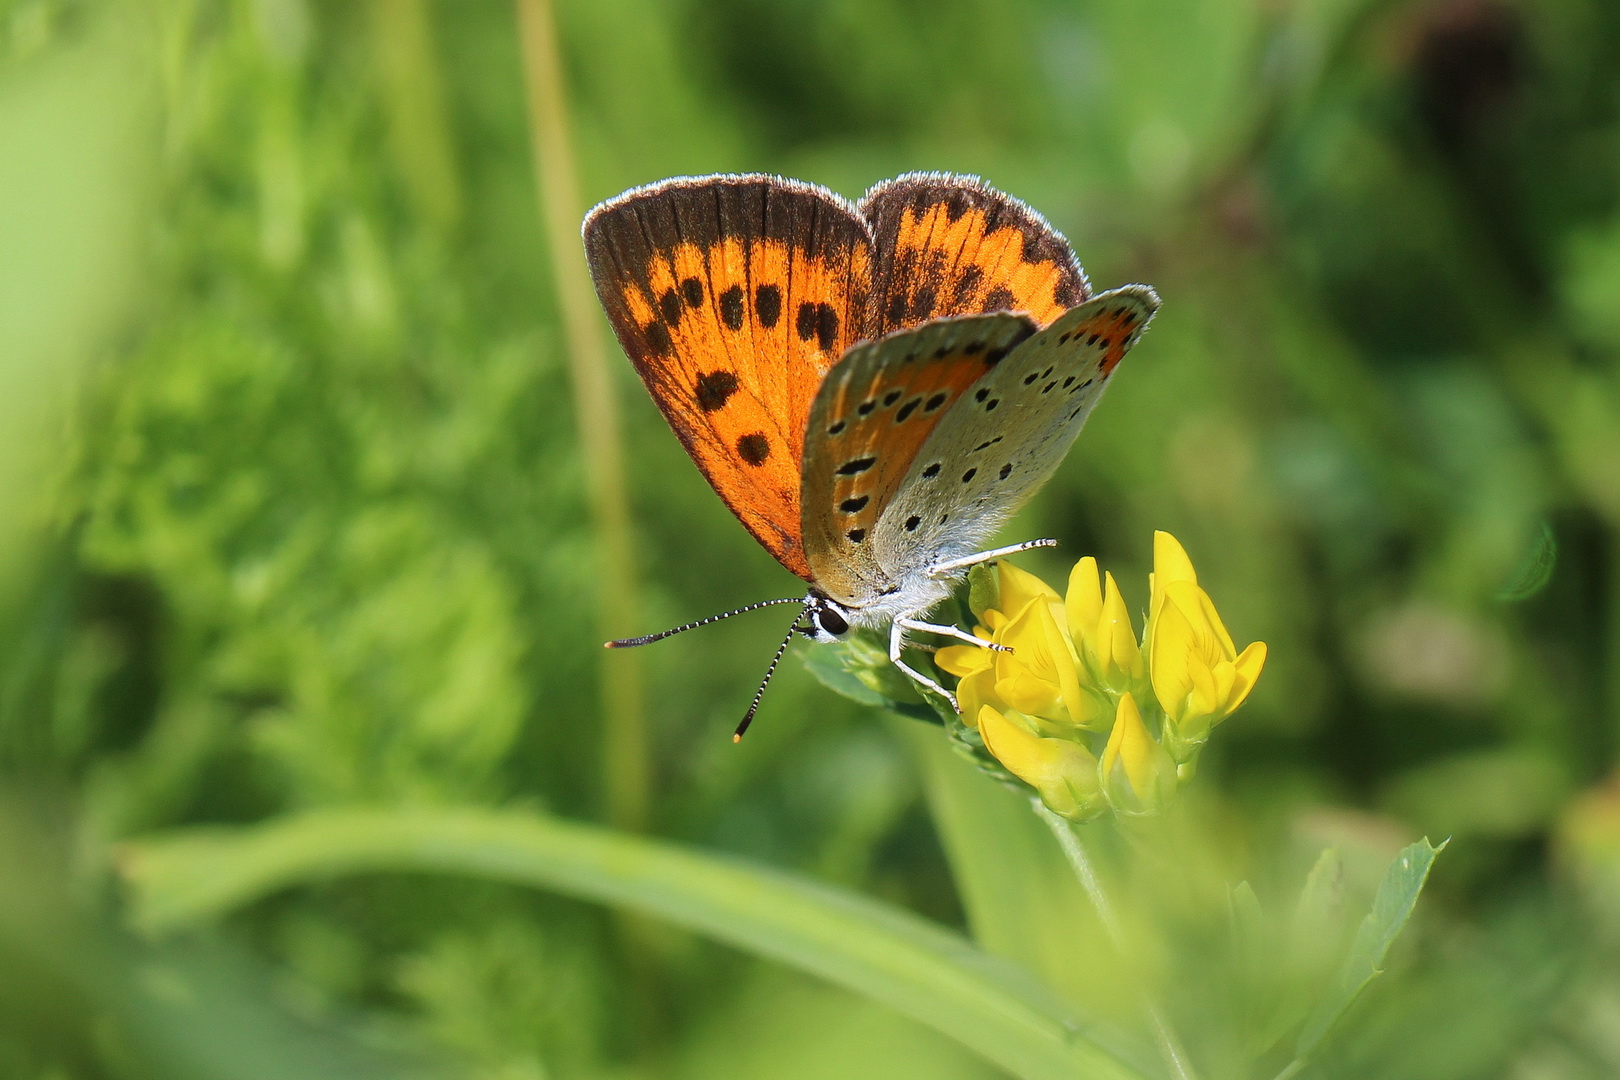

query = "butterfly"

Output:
[[584, 172, 1158, 737]]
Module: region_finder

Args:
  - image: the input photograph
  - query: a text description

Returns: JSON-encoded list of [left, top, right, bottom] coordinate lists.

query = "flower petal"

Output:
[[1066, 556, 1103, 655], [936, 639, 995, 678], [997, 562, 1062, 623], [977, 705, 1100, 819], [1224, 640, 1267, 714], [1149, 590, 1200, 720], [1097, 571, 1144, 684], [1100, 692, 1174, 814]]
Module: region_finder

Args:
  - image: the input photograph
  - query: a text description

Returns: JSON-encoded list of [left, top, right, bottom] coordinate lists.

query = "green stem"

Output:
[[1035, 801, 1201, 1080], [120, 808, 1152, 1080], [514, 0, 647, 831]]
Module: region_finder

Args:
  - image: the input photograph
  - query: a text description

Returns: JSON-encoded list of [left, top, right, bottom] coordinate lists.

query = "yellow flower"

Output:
[[976, 705, 1103, 821], [930, 532, 1264, 819], [1144, 532, 1267, 755], [938, 564, 1102, 732], [1099, 693, 1175, 815]]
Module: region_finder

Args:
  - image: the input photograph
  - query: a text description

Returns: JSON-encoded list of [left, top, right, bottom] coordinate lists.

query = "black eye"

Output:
[[817, 608, 849, 636]]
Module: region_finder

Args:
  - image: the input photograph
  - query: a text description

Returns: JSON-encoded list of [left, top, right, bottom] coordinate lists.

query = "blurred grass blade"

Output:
[[1289, 838, 1447, 1067], [0, 19, 150, 581], [122, 808, 1151, 1080], [515, 0, 647, 830]]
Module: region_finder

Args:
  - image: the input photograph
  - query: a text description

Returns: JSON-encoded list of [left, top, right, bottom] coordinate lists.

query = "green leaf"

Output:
[[1292, 838, 1446, 1062], [803, 633, 952, 724], [802, 645, 892, 709], [121, 808, 1151, 1080], [1495, 520, 1556, 602]]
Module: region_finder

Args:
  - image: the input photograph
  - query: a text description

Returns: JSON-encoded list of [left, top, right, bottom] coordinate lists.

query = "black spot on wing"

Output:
[[815, 303, 839, 350], [836, 456, 876, 476], [644, 323, 672, 355], [659, 289, 683, 325], [719, 286, 745, 330], [695, 370, 739, 412], [840, 495, 869, 513], [983, 285, 1016, 311], [908, 285, 937, 321], [885, 292, 906, 324], [737, 433, 770, 465], [755, 284, 781, 328], [951, 265, 983, 308], [681, 277, 704, 308]]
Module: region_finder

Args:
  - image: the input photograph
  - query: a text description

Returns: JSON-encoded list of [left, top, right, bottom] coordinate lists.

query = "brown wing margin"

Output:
[[859, 173, 1090, 333], [583, 175, 874, 580]]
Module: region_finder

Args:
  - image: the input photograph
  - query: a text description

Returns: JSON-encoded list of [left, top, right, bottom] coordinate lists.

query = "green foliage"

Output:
[[1293, 839, 1446, 1067], [3, 0, 1620, 1077]]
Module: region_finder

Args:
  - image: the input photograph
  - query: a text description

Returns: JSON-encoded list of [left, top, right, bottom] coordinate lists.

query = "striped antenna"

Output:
[[604, 596, 807, 648], [734, 607, 810, 742]]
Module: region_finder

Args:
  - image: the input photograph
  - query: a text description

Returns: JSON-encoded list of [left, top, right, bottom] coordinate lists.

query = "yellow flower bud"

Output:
[[1100, 693, 1176, 815], [976, 705, 1103, 821], [1067, 560, 1145, 698], [1066, 556, 1104, 643]]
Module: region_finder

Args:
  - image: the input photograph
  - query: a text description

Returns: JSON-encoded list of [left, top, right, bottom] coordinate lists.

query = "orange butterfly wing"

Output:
[[584, 176, 874, 580], [859, 174, 1090, 332]]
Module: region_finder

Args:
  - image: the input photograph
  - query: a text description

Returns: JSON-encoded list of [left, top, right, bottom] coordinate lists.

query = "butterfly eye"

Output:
[[816, 607, 850, 637]]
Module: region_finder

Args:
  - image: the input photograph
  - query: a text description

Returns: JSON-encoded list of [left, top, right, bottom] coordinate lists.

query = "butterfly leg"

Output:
[[896, 618, 1012, 653], [927, 539, 1058, 578], [889, 620, 958, 710]]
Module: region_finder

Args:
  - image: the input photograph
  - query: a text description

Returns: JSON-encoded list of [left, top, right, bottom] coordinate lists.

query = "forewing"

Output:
[[874, 286, 1161, 575], [800, 313, 1038, 604], [584, 175, 874, 580], [859, 173, 1090, 333]]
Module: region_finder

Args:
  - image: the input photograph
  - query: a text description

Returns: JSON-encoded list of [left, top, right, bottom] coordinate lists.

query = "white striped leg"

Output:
[[896, 618, 1011, 653], [927, 538, 1058, 578], [890, 620, 958, 710]]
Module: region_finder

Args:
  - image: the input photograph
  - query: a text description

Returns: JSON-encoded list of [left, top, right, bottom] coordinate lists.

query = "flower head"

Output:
[[939, 532, 1266, 820], [1144, 532, 1267, 759]]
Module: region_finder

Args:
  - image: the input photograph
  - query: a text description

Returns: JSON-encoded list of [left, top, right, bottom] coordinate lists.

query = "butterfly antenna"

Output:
[[733, 605, 811, 743], [604, 596, 806, 649]]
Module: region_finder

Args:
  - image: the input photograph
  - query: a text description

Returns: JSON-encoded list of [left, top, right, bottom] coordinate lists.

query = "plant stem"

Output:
[[514, 0, 647, 831], [1035, 801, 1201, 1080]]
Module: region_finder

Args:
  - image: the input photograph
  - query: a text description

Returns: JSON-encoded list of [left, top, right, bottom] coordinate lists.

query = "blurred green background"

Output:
[[4, 0, 1620, 1077]]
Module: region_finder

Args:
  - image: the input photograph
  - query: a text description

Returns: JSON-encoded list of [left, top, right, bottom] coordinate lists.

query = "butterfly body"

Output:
[[585, 173, 1158, 722]]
